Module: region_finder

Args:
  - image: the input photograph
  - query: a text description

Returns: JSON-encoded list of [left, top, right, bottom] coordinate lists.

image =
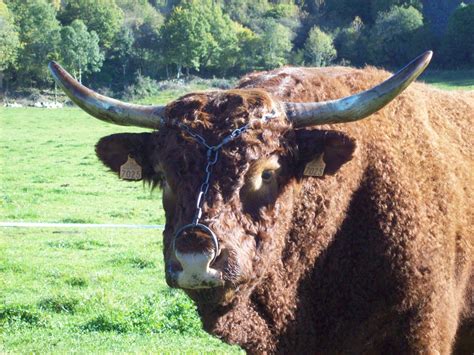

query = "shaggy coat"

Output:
[[96, 66, 473, 354]]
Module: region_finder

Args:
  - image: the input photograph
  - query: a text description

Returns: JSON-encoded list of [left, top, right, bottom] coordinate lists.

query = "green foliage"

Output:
[[441, 3, 474, 67], [159, 0, 245, 77], [59, 19, 104, 82], [1, 0, 473, 92], [103, 26, 134, 87], [5, 0, 61, 86], [220, 0, 271, 29], [256, 19, 293, 69], [115, 0, 164, 29], [370, 0, 422, 21], [368, 5, 428, 66], [422, 0, 471, 38], [0, 0, 20, 71], [304, 26, 337, 66], [326, 0, 372, 24], [234, 25, 261, 73], [203, 4, 241, 75], [58, 0, 124, 49], [334, 16, 367, 66], [159, 1, 212, 76]]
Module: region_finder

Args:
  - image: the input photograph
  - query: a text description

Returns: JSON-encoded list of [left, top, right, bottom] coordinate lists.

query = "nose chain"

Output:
[[176, 111, 277, 226]]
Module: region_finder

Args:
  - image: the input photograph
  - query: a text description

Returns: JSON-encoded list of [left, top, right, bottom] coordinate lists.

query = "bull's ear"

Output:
[[95, 133, 157, 182], [295, 130, 356, 176]]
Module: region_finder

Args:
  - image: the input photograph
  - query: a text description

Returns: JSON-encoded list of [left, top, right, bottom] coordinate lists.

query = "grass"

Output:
[[0, 100, 242, 352], [0, 229, 241, 353], [0, 107, 165, 224], [420, 69, 474, 90], [0, 73, 471, 353]]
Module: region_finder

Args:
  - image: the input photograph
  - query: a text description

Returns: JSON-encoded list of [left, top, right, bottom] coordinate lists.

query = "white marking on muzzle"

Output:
[[175, 251, 224, 289]]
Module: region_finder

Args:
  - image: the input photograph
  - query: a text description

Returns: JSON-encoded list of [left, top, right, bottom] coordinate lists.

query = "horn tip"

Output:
[[48, 61, 59, 71], [419, 50, 433, 67], [48, 61, 63, 80]]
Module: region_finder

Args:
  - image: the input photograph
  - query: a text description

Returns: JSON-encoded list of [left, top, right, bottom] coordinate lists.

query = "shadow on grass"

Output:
[[421, 70, 474, 89]]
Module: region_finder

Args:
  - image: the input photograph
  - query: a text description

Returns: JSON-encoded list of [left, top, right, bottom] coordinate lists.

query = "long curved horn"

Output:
[[285, 51, 433, 127], [49, 62, 166, 129]]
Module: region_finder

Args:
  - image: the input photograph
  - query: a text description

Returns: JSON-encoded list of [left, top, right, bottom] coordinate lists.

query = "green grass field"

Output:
[[0, 75, 472, 353], [0, 107, 242, 353], [420, 69, 474, 90]]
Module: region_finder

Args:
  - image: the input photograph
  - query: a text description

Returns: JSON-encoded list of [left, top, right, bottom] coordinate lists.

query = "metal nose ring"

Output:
[[173, 223, 220, 263]]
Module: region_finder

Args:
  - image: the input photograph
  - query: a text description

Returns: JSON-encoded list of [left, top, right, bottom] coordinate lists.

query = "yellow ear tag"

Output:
[[120, 155, 142, 180], [303, 153, 326, 177]]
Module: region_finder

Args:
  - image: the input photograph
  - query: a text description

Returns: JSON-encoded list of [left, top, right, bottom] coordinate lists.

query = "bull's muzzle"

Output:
[[169, 224, 224, 289]]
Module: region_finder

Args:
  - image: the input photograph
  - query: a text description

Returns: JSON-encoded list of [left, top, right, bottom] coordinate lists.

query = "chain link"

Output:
[[177, 110, 277, 226]]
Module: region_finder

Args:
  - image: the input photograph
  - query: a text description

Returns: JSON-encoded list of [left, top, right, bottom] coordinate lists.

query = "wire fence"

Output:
[[0, 222, 165, 230]]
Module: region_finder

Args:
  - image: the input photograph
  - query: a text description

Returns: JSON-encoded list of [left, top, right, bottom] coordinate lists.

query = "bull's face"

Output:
[[94, 90, 357, 305], [49, 52, 432, 306]]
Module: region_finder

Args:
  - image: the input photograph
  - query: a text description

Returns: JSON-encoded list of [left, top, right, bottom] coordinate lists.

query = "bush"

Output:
[[368, 6, 430, 67], [334, 16, 368, 66], [304, 26, 337, 67], [441, 3, 474, 67], [123, 74, 162, 100]]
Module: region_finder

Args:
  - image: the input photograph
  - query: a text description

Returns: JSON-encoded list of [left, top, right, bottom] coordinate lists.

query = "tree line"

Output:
[[0, 0, 473, 94]]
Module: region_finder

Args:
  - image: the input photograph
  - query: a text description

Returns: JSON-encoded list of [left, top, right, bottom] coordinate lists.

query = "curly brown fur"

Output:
[[95, 66, 473, 354]]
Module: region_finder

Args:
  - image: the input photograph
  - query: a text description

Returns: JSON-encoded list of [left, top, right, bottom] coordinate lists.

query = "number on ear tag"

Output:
[[303, 153, 326, 177], [120, 156, 142, 180]]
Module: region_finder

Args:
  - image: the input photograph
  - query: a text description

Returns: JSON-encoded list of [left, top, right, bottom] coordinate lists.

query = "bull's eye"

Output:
[[261, 170, 273, 182]]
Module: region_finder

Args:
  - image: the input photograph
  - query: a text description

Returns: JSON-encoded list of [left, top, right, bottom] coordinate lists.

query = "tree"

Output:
[[370, 0, 422, 21], [104, 26, 135, 87], [234, 24, 261, 74], [202, 3, 241, 75], [59, 19, 104, 83], [58, 0, 124, 49], [0, 0, 20, 71], [160, 2, 211, 77], [304, 26, 337, 66], [334, 16, 367, 66], [256, 19, 293, 69], [219, 0, 271, 30], [422, 0, 473, 38], [5, 0, 61, 86], [368, 5, 427, 66], [115, 0, 164, 29], [326, 0, 372, 24], [441, 3, 474, 67]]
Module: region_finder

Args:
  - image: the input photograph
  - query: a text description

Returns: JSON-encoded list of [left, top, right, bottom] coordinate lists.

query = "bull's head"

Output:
[[49, 52, 432, 305]]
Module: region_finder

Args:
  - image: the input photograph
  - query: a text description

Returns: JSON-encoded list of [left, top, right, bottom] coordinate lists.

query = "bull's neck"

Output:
[[199, 156, 365, 352]]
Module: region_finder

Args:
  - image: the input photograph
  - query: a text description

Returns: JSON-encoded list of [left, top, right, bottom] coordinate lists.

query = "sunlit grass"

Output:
[[0, 93, 242, 353], [0, 107, 164, 224], [0, 228, 241, 353]]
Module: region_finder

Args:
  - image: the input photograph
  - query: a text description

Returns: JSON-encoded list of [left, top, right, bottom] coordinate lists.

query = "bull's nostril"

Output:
[[165, 261, 183, 288], [168, 260, 183, 273]]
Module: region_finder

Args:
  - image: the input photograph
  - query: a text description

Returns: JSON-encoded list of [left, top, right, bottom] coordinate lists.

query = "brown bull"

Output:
[[50, 52, 473, 354]]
